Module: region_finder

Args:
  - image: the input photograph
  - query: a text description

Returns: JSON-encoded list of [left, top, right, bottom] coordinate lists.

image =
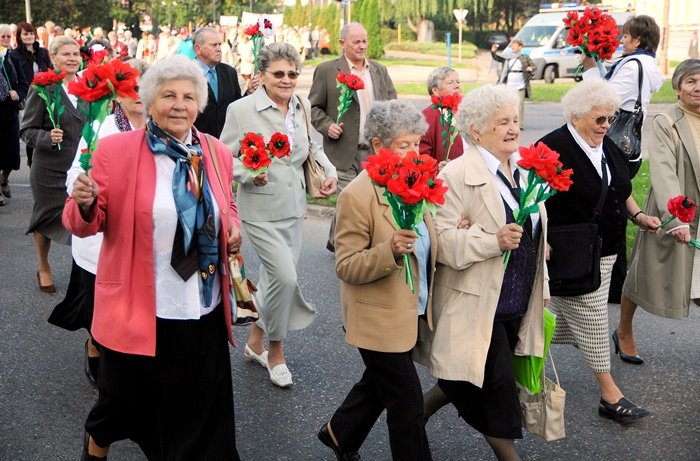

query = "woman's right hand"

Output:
[[391, 229, 418, 258], [50, 127, 64, 145], [670, 227, 691, 245], [72, 173, 99, 207], [252, 172, 268, 187], [497, 223, 523, 251]]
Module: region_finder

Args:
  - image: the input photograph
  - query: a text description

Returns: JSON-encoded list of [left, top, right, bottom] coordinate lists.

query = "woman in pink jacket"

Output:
[[64, 55, 243, 461]]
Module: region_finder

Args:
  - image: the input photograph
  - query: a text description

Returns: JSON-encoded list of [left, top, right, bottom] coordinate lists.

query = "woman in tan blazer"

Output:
[[427, 84, 548, 461], [317, 100, 436, 461]]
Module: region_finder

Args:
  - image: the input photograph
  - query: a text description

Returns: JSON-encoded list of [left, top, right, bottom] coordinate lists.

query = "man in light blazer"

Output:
[[193, 27, 252, 138], [308, 22, 397, 252]]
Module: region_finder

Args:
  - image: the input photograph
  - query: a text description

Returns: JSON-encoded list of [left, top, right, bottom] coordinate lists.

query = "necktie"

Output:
[[497, 169, 532, 237], [208, 68, 218, 102]]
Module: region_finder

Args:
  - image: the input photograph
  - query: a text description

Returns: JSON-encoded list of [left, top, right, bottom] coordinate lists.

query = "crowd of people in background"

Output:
[[0, 10, 699, 461]]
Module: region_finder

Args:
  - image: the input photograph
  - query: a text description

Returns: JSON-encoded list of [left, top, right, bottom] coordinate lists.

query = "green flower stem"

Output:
[[503, 175, 550, 266], [336, 84, 353, 124], [252, 36, 262, 74], [659, 217, 676, 228]]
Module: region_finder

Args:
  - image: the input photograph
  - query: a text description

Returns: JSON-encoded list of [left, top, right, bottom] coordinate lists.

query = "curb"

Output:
[[306, 204, 334, 220]]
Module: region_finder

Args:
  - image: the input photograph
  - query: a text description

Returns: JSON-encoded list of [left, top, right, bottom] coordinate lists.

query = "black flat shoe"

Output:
[[81, 431, 107, 461], [84, 339, 99, 387], [599, 397, 650, 423], [612, 330, 644, 365], [318, 423, 361, 461]]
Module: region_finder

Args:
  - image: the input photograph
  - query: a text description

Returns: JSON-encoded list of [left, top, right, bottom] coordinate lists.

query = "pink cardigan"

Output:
[[63, 129, 240, 357]]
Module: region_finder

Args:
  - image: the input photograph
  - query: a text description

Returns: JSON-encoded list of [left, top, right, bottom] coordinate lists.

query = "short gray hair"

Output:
[[456, 84, 520, 143], [340, 22, 365, 41], [139, 55, 208, 113], [364, 100, 428, 147], [561, 79, 620, 123], [0, 24, 11, 35], [193, 26, 217, 46], [49, 36, 79, 56], [257, 42, 301, 74], [671, 59, 700, 91], [426, 67, 456, 96], [124, 58, 150, 77]]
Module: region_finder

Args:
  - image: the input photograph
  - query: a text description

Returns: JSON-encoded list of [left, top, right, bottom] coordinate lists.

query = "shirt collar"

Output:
[[345, 56, 369, 72], [566, 123, 603, 157], [475, 145, 520, 176], [196, 58, 216, 72]]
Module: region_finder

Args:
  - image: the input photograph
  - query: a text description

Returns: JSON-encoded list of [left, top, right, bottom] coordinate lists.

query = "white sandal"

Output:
[[243, 344, 269, 369], [267, 363, 293, 388]]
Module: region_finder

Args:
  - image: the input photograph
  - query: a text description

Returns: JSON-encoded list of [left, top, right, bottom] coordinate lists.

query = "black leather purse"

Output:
[[547, 159, 608, 297], [606, 58, 643, 178]]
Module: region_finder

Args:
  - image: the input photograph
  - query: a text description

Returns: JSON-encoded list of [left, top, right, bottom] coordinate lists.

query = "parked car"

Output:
[[486, 33, 510, 51]]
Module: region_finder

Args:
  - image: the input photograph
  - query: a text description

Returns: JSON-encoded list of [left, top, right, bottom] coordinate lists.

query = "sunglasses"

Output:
[[266, 70, 299, 80], [592, 115, 617, 125]]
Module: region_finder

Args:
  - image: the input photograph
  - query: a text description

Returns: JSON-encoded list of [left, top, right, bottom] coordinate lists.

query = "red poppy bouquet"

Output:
[[563, 7, 620, 75], [31, 69, 67, 150], [363, 149, 448, 292], [239, 131, 291, 177], [660, 195, 700, 249], [68, 59, 140, 171], [503, 142, 574, 266], [244, 17, 274, 74], [430, 92, 462, 162], [79, 43, 110, 69], [336, 71, 365, 124]]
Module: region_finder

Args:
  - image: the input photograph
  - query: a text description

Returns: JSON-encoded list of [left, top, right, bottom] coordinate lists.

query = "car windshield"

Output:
[[515, 26, 558, 47]]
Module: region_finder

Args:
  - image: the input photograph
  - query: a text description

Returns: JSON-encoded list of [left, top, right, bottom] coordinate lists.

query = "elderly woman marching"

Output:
[[426, 84, 547, 461], [64, 55, 243, 460], [318, 100, 435, 461], [220, 42, 337, 388], [419, 66, 464, 161], [617, 59, 700, 362], [539, 79, 659, 424]]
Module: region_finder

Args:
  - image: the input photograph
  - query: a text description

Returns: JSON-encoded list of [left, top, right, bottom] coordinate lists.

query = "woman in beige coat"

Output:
[[318, 100, 437, 461], [428, 84, 547, 461], [617, 59, 700, 361]]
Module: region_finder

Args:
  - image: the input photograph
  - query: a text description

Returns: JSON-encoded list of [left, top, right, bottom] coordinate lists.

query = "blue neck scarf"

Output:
[[604, 49, 655, 80], [146, 118, 219, 306]]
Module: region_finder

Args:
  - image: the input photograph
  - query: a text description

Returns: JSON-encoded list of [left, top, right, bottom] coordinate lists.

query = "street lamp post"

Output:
[[25, 0, 32, 23], [453, 8, 469, 63]]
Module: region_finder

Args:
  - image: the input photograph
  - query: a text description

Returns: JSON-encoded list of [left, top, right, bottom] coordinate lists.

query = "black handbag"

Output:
[[606, 58, 643, 178], [547, 159, 608, 296]]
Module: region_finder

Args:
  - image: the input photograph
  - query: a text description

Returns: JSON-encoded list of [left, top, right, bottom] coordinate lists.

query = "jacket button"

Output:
[[385, 267, 391, 272], [222, 208, 228, 215], [615, 210, 621, 214]]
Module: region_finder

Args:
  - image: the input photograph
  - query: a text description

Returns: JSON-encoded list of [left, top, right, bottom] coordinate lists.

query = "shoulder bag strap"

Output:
[[592, 156, 609, 221], [203, 133, 227, 202], [297, 97, 316, 163], [627, 58, 643, 111]]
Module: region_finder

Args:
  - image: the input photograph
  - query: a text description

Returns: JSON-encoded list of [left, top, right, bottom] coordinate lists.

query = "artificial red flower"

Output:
[[564, 6, 620, 69], [268, 132, 291, 158], [241, 132, 266, 153], [241, 147, 272, 171], [403, 151, 438, 175], [431, 92, 462, 113], [517, 143, 561, 178], [423, 177, 448, 205], [547, 162, 574, 192], [32, 69, 66, 87], [336, 71, 348, 85], [563, 11, 579, 28], [386, 161, 428, 205], [567, 27, 585, 47], [345, 74, 365, 91], [68, 64, 112, 102], [667, 195, 697, 223], [583, 6, 603, 22], [244, 24, 260, 37], [335, 71, 365, 123], [363, 148, 400, 186], [108, 59, 140, 100]]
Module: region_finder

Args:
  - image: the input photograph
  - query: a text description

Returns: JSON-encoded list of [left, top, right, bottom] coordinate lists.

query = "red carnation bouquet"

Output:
[[79, 43, 110, 70], [31, 69, 67, 150], [363, 149, 448, 292], [660, 195, 700, 249], [336, 71, 365, 124], [563, 6, 620, 75], [430, 92, 462, 162], [243, 17, 274, 74], [68, 59, 140, 171], [239, 131, 291, 177], [503, 142, 574, 266]]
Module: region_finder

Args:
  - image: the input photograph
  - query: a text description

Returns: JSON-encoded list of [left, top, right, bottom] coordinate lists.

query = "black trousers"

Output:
[[330, 348, 432, 461]]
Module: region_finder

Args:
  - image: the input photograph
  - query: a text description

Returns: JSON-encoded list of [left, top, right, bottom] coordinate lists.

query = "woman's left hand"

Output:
[[316, 177, 337, 198], [636, 213, 661, 233], [9, 90, 18, 102], [227, 225, 243, 254], [246, 74, 261, 93]]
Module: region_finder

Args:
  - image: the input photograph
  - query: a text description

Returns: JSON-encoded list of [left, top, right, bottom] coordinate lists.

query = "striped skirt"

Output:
[[549, 255, 617, 373]]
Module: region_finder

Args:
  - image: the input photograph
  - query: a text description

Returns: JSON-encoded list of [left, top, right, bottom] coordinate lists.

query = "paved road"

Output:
[[1, 102, 698, 460]]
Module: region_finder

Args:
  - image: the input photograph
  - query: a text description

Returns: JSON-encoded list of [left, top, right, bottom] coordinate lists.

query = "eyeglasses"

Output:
[[0, 35, 11, 38], [592, 115, 617, 125], [266, 70, 299, 80]]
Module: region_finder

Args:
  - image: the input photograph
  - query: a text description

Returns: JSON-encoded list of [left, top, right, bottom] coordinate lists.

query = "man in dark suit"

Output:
[[308, 22, 397, 251], [193, 27, 253, 138]]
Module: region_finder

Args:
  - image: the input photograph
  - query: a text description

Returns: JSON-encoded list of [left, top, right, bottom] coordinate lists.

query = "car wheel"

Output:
[[544, 65, 557, 84]]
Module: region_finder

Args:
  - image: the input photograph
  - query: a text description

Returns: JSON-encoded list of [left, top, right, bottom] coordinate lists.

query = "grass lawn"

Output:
[[627, 160, 652, 257], [386, 41, 478, 59]]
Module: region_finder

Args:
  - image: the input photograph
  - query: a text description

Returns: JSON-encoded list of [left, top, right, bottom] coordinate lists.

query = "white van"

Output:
[[513, 7, 632, 83]]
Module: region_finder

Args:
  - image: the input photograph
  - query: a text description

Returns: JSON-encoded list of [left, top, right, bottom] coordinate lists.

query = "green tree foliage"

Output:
[[360, 0, 384, 59], [318, 4, 340, 55]]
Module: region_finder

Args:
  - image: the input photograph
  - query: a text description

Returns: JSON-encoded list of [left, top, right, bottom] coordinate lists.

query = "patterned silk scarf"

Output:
[[145, 118, 219, 306], [112, 101, 132, 132]]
